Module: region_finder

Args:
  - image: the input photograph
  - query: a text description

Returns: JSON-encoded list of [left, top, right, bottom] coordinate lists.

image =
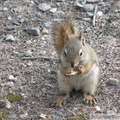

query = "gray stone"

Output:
[[0, 4, 3, 11], [117, 84, 120, 88], [38, 3, 51, 12], [53, 11, 65, 18], [12, 51, 19, 56], [0, 83, 5, 87], [24, 28, 40, 36], [95, 106, 101, 112], [56, 0, 65, 2], [24, 50, 32, 57], [26, 40, 32, 44], [87, 0, 98, 2], [11, 6, 23, 13], [79, 0, 86, 5], [83, 4, 94, 11], [75, 0, 84, 7], [50, 8, 57, 13], [41, 37, 45, 41], [100, 106, 107, 113], [19, 113, 28, 119], [17, 15, 25, 23], [8, 75, 17, 82], [107, 109, 117, 116], [109, 78, 119, 85], [87, 12, 94, 16], [85, 27, 91, 33], [5, 25, 15, 31], [117, 100, 120, 104], [6, 82, 14, 88], [96, 11, 103, 17], [7, 16, 12, 20], [82, 18, 91, 21], [44, 21, 52, 28], [36, 12, 42, 19], [5, 100, 11, 109], [5, 35, 15, 41], [43, 28, 49, 34]]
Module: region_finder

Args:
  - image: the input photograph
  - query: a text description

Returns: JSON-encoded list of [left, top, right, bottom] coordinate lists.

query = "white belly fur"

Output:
[[57, 63, 99, 95]]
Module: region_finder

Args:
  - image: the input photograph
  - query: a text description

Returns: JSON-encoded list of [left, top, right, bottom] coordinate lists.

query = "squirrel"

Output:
[[52, 14, 100, 107]]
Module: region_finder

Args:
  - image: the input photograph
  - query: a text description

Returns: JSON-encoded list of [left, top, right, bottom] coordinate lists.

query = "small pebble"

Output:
[[82, 18, 91, 21], [87, 12, 94, 16], [26, 40, 32, 45], [12, 50, 19, 56], [8, 75, 17, 82], [24, 50, 32, 56], [41, 37, 45, 40], [6, 82, 14, 88], [95, 106, 101, 112], [83, 4, 94, 11], [87, 0, 98, 2], [9, 75, 15, 80], [75, 0, 86, 7], [40, 114, 46, 119], [7, 16, 12, 20], [56, 0, 65, 2], [5, 35, 15, 41], [85, 27, 91, 33], [97, 11, 103, 17], [109, 78, 119, 85], [78, 0, 86, 5], [53, 11, 65, 18], [44, 21, 52, 28], [3, 7, 8, 11], [5, 25, 15, 31], [116, 84, 120, 88], [19, 113, 28, 119], [11, 6, 22, 13], [35, 12, 42, 19], [117, 100, 120, 104], [27, 61, 33, 66], [100, 106, 107, 113], [43, 28, 49, 34], [24, 28, 40, 36], [5, 100, 11, 109], [107, 109, 116, 116], [50, 8, 57, 13], [0, 83, 5, 87], [38, 3, 51, 12], [0, 4, 3, 11]]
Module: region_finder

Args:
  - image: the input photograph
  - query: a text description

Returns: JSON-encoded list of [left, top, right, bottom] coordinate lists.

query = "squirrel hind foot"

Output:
[[83, 95, 97, 105], [52, 96, 66, 108]]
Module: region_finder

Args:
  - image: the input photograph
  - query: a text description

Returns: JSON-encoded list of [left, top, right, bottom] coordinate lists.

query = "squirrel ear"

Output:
[[79, 31, 85, 45]]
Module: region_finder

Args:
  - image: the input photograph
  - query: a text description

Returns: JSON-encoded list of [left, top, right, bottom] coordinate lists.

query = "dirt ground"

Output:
[[0, 0, 120, 120]]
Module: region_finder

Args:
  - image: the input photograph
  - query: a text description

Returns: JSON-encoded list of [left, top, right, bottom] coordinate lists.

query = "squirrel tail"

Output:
[[54, 13, 76, 56]]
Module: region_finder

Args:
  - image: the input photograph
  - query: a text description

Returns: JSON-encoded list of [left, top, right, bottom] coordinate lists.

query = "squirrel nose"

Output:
[[71, 62, 74, 67]]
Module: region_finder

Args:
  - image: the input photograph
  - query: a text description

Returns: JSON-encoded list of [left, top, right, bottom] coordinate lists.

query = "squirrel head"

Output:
[[63, 31, 88, 67]]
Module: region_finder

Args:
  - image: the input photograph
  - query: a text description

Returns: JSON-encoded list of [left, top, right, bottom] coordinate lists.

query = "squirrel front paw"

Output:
[[74, 65, 85, 75], [64, 68, 73, 77]]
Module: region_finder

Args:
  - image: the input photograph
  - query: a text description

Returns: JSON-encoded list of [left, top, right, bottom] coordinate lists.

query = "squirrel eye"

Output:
[[79, 49, 82, 56], [64, 49, 67, 55], [80, 52, 82, 56]]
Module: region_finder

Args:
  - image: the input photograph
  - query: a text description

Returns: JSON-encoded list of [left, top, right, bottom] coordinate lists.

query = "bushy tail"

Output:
[[54, 13, 76, 57]]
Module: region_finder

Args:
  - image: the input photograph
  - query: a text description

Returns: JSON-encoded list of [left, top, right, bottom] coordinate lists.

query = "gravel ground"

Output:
[[0, 0, 120, 120]]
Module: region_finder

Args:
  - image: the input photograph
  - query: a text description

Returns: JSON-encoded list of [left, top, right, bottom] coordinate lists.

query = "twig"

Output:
[[93, 4, 98, 26], [21, 56, 57, 61]]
